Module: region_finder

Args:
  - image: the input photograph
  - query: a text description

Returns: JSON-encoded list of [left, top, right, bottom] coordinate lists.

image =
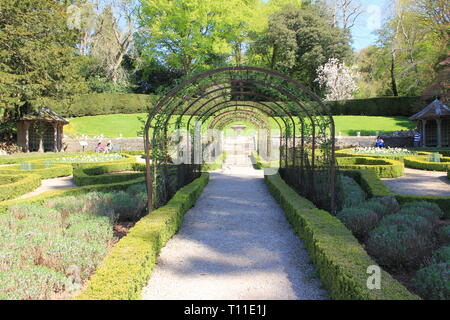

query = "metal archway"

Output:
[[144, 66, 336, 213]]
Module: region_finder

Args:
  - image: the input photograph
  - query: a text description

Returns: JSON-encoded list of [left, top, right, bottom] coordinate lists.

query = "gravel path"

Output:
[[382, 168, 450, 196], [17, 176, 76, 200], [141, 166, 327, 300]]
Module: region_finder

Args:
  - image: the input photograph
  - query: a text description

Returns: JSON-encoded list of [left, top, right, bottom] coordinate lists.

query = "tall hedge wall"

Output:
[[41, 94, 156, 117], [326, 96, 421, 116], [39, 94, 421, 118]]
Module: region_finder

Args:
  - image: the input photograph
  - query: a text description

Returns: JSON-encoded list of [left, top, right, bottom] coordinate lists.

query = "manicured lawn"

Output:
[[66, 114, 416, 138]]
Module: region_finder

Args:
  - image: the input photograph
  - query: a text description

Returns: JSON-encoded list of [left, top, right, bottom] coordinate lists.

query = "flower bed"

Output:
[[0, 183, 149, 300], [337, 157, 404, 178], [404, 156, 450, 171], [53, 153, 127, 164], [336, 148, 429, 162]]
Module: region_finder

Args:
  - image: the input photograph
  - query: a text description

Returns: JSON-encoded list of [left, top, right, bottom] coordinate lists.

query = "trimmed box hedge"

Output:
[[341, 169, 450, 219], [337, 157, 404, 178], [0, 176, 146, 215], [0, 174, 41, 201], [73, 161, 144, 186], [0, 162, 73, 179], [76, 173, 209, 300], [404, 156, 450, 171], [265, 173, 419, 300], [202, 152, 227, 171], [265, 174, 419, 300]]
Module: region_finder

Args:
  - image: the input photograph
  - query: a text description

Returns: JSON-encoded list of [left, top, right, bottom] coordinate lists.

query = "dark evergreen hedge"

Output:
[[41, 94, 421, 118]]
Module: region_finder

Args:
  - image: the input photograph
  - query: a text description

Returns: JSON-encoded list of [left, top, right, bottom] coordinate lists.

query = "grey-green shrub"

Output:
[[366, 224, 435, 269], [412, 263, 450, 300], [374, 195, 400, 213], [397, 207, 442, 224], [337, 207, 379, 239], [401, 201, 444, 219], [338, 175, 366, 208], [0, 266, 67, 300], [431, 246, 450, 264], [437, 225, 450, 245], [378, 214, 434, 237], [358, 200, 391, 218]]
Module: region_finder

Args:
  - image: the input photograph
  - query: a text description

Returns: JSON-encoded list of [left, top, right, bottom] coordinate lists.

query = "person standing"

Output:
[[413, 130, 422, 147]]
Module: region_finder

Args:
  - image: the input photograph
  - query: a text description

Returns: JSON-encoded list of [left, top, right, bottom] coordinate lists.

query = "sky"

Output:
[[350, 0, 390, 51]]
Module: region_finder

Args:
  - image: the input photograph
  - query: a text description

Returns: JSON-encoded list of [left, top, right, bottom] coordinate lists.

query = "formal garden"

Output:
[[1, 0, 449, 303]]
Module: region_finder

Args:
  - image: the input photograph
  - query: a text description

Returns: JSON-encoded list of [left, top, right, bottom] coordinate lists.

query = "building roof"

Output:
[[409, 98, 450, 120], [20, 107, 69, 124]]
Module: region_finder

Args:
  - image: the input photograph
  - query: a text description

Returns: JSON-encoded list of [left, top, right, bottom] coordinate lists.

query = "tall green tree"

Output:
[[249, 3, 351, 92], [0, 0, 87, 137]]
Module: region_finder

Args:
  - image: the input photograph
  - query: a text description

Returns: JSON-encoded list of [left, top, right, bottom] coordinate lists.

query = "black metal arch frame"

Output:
[[144, 66, 336, 213]]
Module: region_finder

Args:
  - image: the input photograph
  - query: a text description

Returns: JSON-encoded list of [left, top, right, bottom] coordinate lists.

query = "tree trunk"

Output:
[[390, 52, 398, 96]]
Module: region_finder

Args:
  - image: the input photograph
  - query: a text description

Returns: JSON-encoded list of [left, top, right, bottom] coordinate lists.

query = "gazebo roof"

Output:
[[20, 107, 69, 124], [409, 98, 450, 120]]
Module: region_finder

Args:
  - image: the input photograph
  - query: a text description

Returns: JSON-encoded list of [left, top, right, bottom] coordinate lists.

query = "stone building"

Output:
[[17, 107, 69, 152]]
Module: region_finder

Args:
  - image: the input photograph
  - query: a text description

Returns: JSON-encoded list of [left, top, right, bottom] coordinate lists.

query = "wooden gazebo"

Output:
[[17, 107, 69, 152], [409, 98, 450, 147]]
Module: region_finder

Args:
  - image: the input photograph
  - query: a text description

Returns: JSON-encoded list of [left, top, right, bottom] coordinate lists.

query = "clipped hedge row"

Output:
[[202, 152, 227, 171], [404, 156, 450, 171], [40, 93, 155, 117], [265, 174, 419, 300], [73, 161, 143, 186], [0, 176, 146, 215], [337, 157, 404, 178], [0, 162, 73, 179], [341, 169, 450, 219], [77, 173, 209, 300], [326, 96, 420, 116], [0, 174, 41, 202]]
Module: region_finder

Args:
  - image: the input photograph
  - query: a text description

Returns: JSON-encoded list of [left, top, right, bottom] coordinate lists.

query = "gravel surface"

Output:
[[17, 176, 76, 200], [382, 168, 450, 196], [141, 166, 328, 300]]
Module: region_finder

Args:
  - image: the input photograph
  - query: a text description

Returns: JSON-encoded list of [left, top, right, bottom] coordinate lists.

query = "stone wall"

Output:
[[63, 137, 145, 152]]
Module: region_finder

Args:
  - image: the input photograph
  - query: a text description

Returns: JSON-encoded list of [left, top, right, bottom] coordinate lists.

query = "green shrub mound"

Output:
[[73, 161, 143, 186], [400, 201, 444, 219], [77, 173, 209, 300], [437, 225, 450, 245], [341, 169, 450, 219], [358, 200, 391, 218], [338, 175, 366, 208], [404, 156, 450, 171], [337, 207, 379, 240], [202, 152, 227, 171], [265, 173, 418, 300], [0, 174, 41, 202], [412, 263, 450, 300], [378, 214, 434, 236], [366, 224, 434, 270], [431, 246, 450, 264], [397, 207, 442, 224], [337, 157, 404, 178]]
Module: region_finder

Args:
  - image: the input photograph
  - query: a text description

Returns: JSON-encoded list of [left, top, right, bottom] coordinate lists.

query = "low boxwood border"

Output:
[[0, 176, 146, 215], [73, 161, 144, 186], [76, 173, 209, 300], [341, 169, 450, 219], [0, 162, 73, 179], [0, 174, 41, 201], [404, 156, 450, 171], [337, 157, 404, 178], [265, 173, 419, 300], [202, 152, 227, 171]]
